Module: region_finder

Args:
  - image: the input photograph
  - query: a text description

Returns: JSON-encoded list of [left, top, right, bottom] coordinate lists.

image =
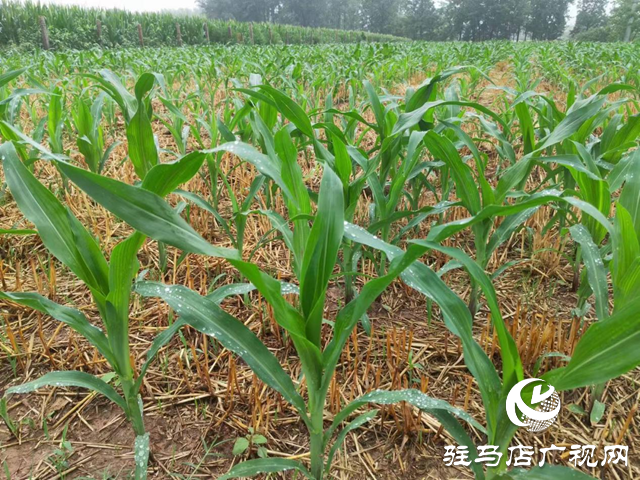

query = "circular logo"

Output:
[[506, 378, 561, 433]]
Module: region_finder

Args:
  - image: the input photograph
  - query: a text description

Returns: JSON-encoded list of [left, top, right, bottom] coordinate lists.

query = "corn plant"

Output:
[[51, 145, 487, 480], [346, 218, 640, 479], [86, 69, 163, 179], [0, 140, 208, 479], [71, 92, 119, 173]]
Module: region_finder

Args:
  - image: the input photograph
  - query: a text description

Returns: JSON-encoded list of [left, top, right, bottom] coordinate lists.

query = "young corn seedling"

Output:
[[71, 92, 120, 174], [86, 69, 164, 179], [54, 145, 484, 480], [0, 140, 208, 479], [158, 95, 191, 157]]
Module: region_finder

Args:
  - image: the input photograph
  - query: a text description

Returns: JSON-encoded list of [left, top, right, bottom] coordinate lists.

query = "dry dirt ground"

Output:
[[0, 64, 638, 479]]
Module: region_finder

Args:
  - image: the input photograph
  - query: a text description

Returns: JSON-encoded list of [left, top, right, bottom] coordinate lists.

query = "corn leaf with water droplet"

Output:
[[324, 389, 486, 479], [55, 161, 239, 260], [218, 458, 313, 480], [569, 225, 609, 321], [5, 371, 126, 411], [134, 282, 308, 416], [325, 410, 378, 473]]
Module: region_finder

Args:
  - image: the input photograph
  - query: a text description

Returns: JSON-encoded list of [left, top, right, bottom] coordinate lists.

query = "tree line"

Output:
[[198, 0, 639, 42]]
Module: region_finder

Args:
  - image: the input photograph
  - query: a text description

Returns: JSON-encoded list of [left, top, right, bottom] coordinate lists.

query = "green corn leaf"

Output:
[[55, 161, 239, 259], [206, 141, 295, 202], [406, 66, 468, 112], [300, 166, 344, 346], [537, 95, 605, 151], [47, 87, 63, 154], [126, 102, 158, 179], [423, 131, 481, 215], [249, 209, 297, 259], [486, 208, 537, 259], [540, 155, 602, 181], [324, 389, 485, 479], [87, 70, 137, 121], [141, 152, 206, 197], [1, 142, 110, 295], [331, 133, 352, 189], [325, 389, 484, 443], [5, 371, 126, 411], [619, 149, 640, 239], [506, 465, 596, 479], [0, 88, 50, 108], [591, 400, 606, 424], [134, 282, 308, 415], [514, 101, 535, 154], [393, 100, 506, 137], [569, 225, 609, 321], [368, 201, 455, 235], [427, 191, 612, 244], [176, 190, 235, 246], [134, 72, 162, 101], [0, 292, 117, 368], [1, 121, 68, 162], [133, 319, 186, 394], [325, 410, 378, 473], [0, 67, 28, 89], [275, 126, 312, 215], [364, 80, 386, 133], [611, 205, 640, 310], [258, 85, 314, 138], [218, 458, 313, 480], [342, 223, 502, 432], [0, 229, 37, 235], [386, 131, 426, 214], [544, 296, 640, 391], [410, 240, 523, 392], [105, 234, 145, 375]]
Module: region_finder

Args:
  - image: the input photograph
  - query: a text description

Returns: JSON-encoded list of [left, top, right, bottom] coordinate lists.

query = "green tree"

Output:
[[400, 0, 439, 39], [608, 0, 640, 40], [280, 0, 328, 27], [572, 0, 608, 35], [197, 0, 277, 22], [527, 0, 573, 40], [360, 0, 400, 34]]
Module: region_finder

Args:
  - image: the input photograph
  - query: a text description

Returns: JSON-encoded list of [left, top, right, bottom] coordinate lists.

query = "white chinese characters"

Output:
[[443, 444, 628, 468]]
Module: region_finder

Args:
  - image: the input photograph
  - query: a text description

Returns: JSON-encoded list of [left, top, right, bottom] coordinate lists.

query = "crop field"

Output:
[[1, 41, 640, 479]]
